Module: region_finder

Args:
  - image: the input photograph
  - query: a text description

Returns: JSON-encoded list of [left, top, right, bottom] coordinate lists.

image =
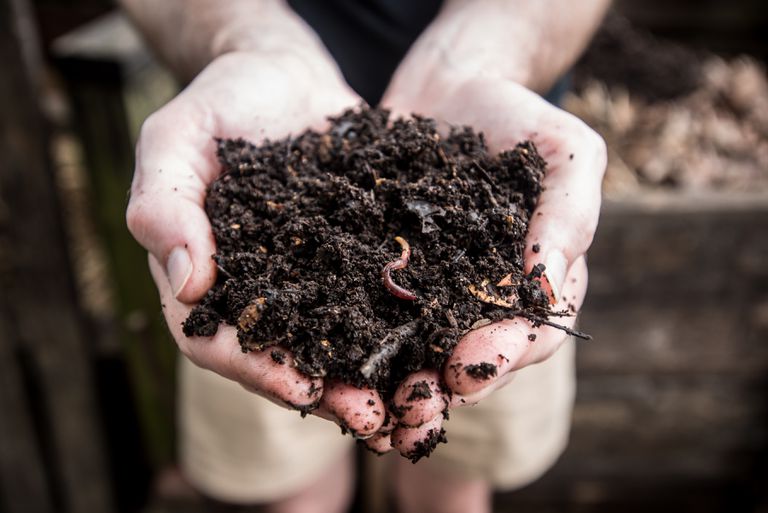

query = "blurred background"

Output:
[[1, 0, 766, 512]]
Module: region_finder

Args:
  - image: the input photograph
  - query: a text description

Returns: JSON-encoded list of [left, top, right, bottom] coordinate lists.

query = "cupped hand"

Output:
[[370, 78, 607, 457], [127, 51, 386, 437]]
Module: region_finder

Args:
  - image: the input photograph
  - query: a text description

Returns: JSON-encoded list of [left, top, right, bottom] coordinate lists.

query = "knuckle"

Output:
[[138, 110, 168, 141], [581, 123, 604, 150], [546, 208, 595, 256], [125, 199, 148, 240], [561, 114, 607, 175], [579, 125, 608, 175], [125, 195, 165, 250]]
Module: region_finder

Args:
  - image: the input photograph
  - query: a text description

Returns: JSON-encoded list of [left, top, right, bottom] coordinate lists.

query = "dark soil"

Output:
[[183, 107, 574, 407], [406, 380, 433, 402], [270, 350, 286, 365], [408, 428, 448, 463], [463, 363, 498, 381]]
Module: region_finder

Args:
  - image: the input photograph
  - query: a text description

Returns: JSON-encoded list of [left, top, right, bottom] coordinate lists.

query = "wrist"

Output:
[[384, 0, 609, 110], [384, 65, 532, 118], [124, 0, 347, 85], [383, 36, 536, 113], [209, 1, 344, 83], [196, 50, 358, 110]]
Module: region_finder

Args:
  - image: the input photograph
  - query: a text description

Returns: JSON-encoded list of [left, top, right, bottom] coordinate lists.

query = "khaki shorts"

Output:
[[178, 341, 575, 504]]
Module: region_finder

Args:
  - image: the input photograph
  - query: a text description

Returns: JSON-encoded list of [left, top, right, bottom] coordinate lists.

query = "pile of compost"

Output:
[[183, 107, 567, 399], [570, 14, 768, 194]]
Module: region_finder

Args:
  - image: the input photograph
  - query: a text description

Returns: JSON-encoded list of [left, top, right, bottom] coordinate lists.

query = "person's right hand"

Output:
[[127, 51, 387, 437]]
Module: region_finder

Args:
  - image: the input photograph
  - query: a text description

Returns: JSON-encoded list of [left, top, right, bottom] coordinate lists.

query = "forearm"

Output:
[[119, 0, 341, 83], [387, 0, 610, 102]]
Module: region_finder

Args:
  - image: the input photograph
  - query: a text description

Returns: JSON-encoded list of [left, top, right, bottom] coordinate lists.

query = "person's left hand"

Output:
[[363, 77, 606, 458]]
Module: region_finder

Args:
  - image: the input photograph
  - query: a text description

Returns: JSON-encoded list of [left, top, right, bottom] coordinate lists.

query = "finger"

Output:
[[391, 415, 445, 462], [127, 100, 220, 303], [234, 346, 324, 409], [449, 371, 517, 408], [358, 407, 397, 454], [523, 112, 606, 302], [445, 257, 588, 396], [320, 381, 386, 438], [365, 432, 394, 455], [444, 321, 525, 397], [378, 408, 399, 434], [391, 370, 449, 428], [149, 254, 322, 408]]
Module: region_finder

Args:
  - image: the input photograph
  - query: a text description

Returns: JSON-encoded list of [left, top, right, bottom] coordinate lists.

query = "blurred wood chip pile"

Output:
[[566, 15, 768, 196]]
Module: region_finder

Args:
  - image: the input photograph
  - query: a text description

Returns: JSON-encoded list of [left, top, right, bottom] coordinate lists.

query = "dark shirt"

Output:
[[288, 0, 568, 107], [288, 0, 443, 105]]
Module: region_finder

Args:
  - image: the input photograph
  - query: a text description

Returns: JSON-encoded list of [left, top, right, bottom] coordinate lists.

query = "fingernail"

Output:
[[543, 250, 567, 304], [166, 247, 192, 298]]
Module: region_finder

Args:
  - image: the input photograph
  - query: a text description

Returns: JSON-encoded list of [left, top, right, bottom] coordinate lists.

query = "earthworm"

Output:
[[381, 236, 418, 301]]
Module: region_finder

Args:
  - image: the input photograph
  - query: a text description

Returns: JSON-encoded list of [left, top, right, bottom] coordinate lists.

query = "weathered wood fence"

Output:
[[1, 0, 112, 511], [499, 193, 768, 512]]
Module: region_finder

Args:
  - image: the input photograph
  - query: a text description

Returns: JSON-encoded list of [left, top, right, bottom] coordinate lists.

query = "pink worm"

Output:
[[381, 236, 418, 301]]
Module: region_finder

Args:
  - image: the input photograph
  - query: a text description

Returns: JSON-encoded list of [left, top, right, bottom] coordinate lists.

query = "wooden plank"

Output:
[[494, 195, 768, 511], [0, 0, 113, 511], [578, 302, 768, 374], [497, 478, 736, 513], [51, 11, 149, 71], [579, 194, 768, 375], [0, 0, 53, 510], [589, 194, 768, 304], [0, 317, 53, 512], [496, 373, 766, 510], [52, 12, 178, 466], [567, 374, 766, 478]]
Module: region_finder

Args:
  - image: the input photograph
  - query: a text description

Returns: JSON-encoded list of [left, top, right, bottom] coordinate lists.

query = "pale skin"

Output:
[[122, 1, 609, 512]]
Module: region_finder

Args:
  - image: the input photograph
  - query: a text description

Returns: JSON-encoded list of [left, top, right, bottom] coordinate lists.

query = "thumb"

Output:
[[524, 117, 606, 302], [126, 108, 219, 303]]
